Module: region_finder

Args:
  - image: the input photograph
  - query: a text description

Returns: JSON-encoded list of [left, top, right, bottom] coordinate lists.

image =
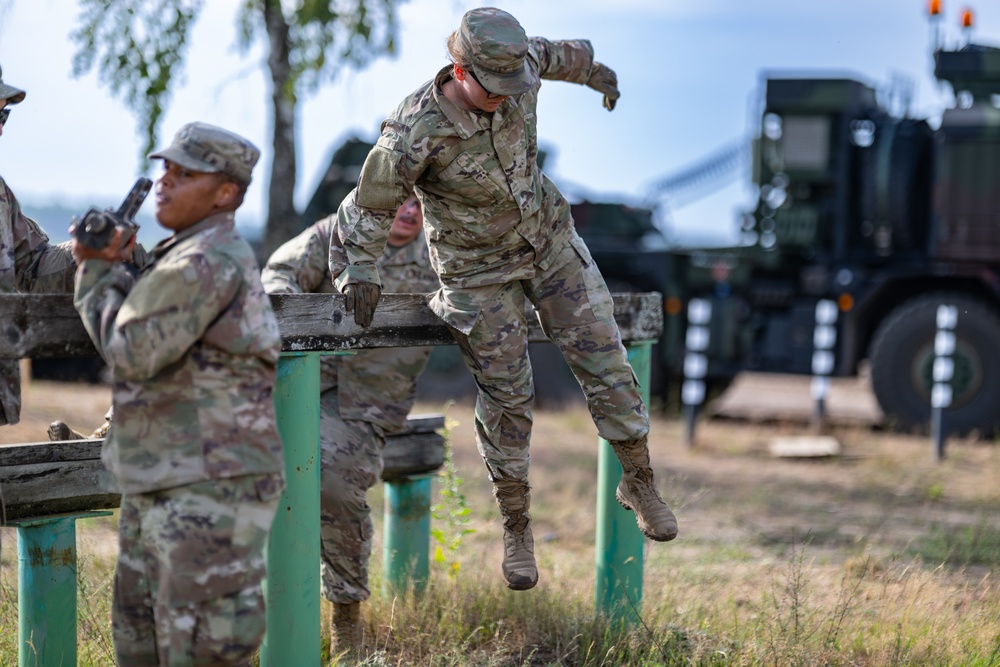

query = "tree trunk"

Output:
[[262, 0, 299, 260]]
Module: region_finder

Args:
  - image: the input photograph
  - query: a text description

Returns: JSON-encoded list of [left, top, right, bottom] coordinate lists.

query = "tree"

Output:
[[71, 0, 405, 256]]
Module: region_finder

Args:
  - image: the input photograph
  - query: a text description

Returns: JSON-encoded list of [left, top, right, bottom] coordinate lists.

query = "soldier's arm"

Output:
[[334, 113, 436, 291], [74, 254, 241, 382], [262, 218, 333, 294], [530, 37, 595, 85], [1, 176, 76, 293]]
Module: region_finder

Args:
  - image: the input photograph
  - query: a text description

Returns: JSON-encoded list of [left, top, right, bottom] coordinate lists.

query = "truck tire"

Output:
[[869, 293, 1000, 436]]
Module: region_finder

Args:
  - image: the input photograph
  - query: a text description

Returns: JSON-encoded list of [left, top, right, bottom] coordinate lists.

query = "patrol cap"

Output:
[[0, 64, 26, 105], [148, 122, 260, 185], [459, 7, 532, 97]]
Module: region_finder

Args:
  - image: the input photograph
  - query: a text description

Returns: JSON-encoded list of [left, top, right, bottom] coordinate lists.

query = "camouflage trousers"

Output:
[[112, 473, 283, 666], [319, 390, 384, 604], [434, 235, 650, 484]]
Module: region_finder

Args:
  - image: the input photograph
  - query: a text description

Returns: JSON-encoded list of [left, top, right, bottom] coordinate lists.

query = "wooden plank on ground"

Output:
[[0, 415, 447, 521]]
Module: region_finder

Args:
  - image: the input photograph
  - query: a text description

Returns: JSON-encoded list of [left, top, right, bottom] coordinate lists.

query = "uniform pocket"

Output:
[[437, 152, 508, 206]]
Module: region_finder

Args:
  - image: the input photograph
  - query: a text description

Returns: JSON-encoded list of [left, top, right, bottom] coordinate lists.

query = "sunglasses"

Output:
[[467, 68, 504, 100], [0, 107, 9, 127]]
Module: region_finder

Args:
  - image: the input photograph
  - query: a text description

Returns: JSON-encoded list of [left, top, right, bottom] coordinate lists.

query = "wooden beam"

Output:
[[0, 292, 663, 358], [0, 415, 446, 521]]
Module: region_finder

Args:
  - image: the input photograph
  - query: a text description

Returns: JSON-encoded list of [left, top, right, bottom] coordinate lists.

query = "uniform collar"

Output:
[[433, 65, 519, 138], [152, 211, 235, 258]]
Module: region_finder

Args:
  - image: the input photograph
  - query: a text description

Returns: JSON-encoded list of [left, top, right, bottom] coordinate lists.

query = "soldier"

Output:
[[262, 194, 438, 661], [331, 7, 678, 592], [0, 63, 89, 427], [72, 122, 285, 665]]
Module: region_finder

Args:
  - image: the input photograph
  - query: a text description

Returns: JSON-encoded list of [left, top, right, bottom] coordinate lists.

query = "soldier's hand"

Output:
[[70, 227, 126, 264], [343, 282, 382, 328], [586, 62, 620, 111]]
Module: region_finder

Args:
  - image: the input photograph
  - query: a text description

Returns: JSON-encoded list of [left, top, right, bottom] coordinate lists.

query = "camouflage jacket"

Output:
[[263, 215, 439, 433], [0, 174, 78, 425], [74, 212, 284, 494], [333, 37, 596, 295]]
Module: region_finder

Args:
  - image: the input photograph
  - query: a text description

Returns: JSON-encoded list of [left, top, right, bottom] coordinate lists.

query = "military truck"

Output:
[[661, 28, 1000, 435]]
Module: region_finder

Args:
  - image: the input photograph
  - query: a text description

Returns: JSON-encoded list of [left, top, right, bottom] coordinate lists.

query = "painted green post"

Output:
[[595, 340, 653, 623], [262, 352, 321, 667], [383, 474, 433, 596], [16, 516, 79, 667]]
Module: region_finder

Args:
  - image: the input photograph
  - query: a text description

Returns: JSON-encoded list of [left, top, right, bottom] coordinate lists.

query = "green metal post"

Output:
[[383, 474, 433, 596], [595, 340, 652, 623], [262, 352, 321, 667], [16, 516, 79, 667], [12, 511, 111, 667]]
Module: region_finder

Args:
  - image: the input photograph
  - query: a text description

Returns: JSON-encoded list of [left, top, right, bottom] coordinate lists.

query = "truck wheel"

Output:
[[869, 293, 1000, 436]]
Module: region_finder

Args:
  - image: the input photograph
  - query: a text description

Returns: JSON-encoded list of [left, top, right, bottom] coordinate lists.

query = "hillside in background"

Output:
[[20, 198, 265, 249]]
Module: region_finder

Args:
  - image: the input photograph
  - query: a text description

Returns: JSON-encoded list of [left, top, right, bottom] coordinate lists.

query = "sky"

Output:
[[0, 0, 997, 247]]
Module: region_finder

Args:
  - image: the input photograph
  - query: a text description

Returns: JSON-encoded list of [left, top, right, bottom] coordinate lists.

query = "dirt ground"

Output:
[[3, 371, 997, 579]]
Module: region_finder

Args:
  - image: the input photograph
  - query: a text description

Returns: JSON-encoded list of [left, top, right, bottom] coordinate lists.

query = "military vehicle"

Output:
[[659, 9, 1000, 435], [301, 8, 1000, 431]]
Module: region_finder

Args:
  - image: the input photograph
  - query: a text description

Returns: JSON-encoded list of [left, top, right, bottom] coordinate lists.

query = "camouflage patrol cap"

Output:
[[148, 122, 260, 185], [0, 64, 26, 105], [459, 7, 532, 97]]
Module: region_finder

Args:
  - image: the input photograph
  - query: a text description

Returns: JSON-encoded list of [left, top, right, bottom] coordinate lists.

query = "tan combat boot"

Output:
[[331, 601, 361, 664], [47, 421, 86, 441], [612, 436, 679, 542], [494, 480, 538, 590]]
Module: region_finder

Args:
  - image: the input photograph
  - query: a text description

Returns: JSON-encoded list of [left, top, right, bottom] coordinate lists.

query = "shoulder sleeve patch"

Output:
[[356, 146, 404, 211]]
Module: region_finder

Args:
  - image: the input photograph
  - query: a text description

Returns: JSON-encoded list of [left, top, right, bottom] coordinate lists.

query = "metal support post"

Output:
[[262, 352, 321, 667], [595, 340, 652, 623], [811, 299, 838, 432], [383, 474, 433, 596], [681, 299, 712, 446], [13, 511, 110, 667], [931, 304, 957, 461]]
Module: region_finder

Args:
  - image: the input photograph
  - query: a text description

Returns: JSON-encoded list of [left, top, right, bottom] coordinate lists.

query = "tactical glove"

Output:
[[344, 282, 382, 328], [586, 62, 620, 111]]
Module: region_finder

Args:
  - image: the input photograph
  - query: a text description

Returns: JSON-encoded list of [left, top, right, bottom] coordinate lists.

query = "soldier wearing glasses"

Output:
[[330, 7, 678, 593]]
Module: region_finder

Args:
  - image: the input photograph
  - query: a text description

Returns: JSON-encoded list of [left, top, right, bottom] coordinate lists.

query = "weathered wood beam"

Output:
[[0, 415, 446, 521], [0, 292, 663, 359]]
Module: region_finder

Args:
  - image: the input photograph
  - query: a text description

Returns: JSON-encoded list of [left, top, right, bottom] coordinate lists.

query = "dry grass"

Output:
[[3, 379, 1000, 665]]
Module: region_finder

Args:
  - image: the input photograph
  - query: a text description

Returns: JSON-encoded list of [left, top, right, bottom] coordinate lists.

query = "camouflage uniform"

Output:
[[333, 9, 677, 589], [263, 213, 438, 604], [334, 37, 648, 486], [74, 124, 284, 665], [0, 180, 78, 426]]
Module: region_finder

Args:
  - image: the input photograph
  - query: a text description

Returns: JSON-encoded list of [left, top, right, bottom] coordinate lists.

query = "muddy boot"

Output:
[[494, 480, 538, 590], [331, 601, 361, 663], [88, 418, 111, 440], [611, 435, 678, 542], [47, 421, 86, 441]]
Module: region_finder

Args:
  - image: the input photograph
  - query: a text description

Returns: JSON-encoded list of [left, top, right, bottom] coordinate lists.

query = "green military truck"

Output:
[[301, 31, 1000, 433], [661, 35, 1000, 435]]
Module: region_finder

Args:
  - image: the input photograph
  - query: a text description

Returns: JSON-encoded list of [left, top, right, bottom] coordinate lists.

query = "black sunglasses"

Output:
[[0, 108, 9, 127], [467, 68, 503, 100]]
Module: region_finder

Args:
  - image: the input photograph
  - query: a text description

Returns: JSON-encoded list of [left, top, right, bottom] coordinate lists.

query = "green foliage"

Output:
[[235, 0, 400, 96], [70, 0, 405, 172], [912, 514, 1000, 567], [430, 414, 475, 579], [71, 0, 203, 166]]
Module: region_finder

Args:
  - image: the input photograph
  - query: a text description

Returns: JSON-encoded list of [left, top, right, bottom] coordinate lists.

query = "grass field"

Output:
[[3, 379, 1000, 665]]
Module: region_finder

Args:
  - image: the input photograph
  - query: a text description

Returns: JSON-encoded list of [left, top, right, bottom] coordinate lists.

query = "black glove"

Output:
[[586, 62, 620, 111], [344, 282, 382, 328]]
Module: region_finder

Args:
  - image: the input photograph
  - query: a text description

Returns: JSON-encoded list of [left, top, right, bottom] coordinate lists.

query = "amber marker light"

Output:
[[961, 8, 974, 28], [665, 296, 683, 316], [838, 293, 855, 312], [928, 0, 942, 16]]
